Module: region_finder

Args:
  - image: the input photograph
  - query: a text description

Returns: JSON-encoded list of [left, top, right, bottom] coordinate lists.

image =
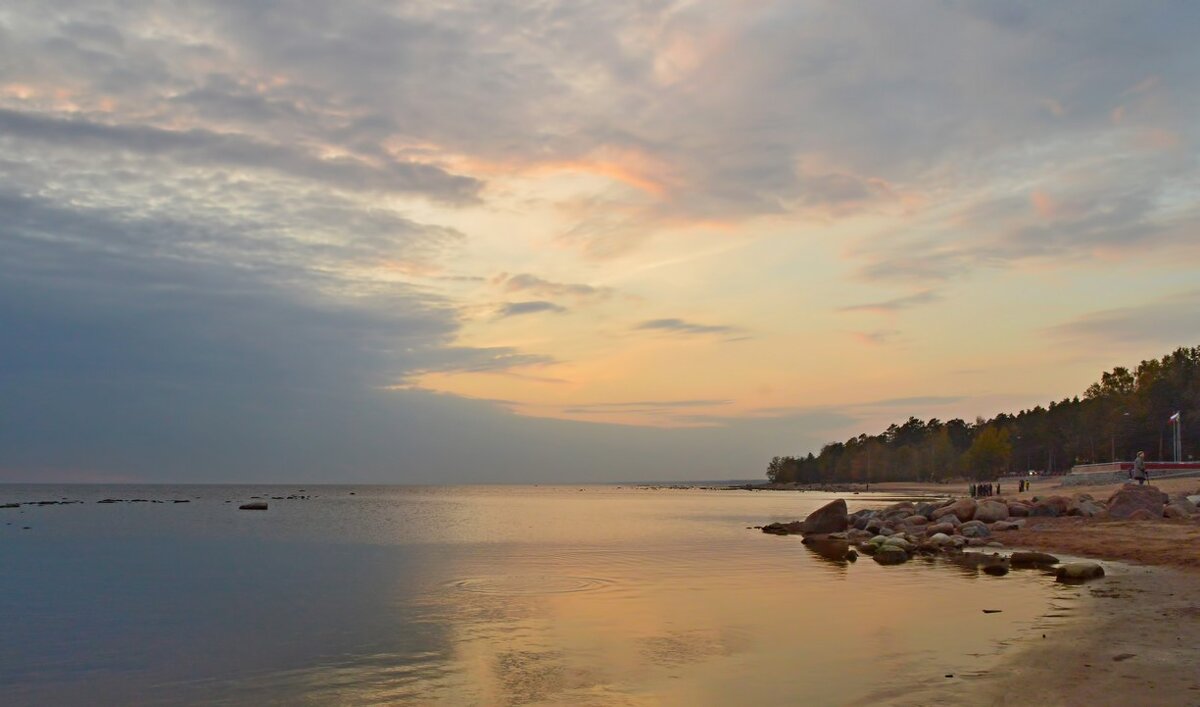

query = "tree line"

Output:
[[767, 345, 1200, 484]]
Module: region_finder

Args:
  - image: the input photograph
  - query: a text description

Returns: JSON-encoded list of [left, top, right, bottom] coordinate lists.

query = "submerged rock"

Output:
[[761, 521, 804, 535], [238, 502, 268, 511], [872, 546, 909, 565]]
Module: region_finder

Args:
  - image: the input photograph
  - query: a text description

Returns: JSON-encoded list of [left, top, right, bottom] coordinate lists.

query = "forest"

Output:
[[766, 345, 1200, 484]]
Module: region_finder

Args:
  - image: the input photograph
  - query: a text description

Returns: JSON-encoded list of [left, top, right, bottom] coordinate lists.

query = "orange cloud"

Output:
[[1030, 190, 1058, 219]]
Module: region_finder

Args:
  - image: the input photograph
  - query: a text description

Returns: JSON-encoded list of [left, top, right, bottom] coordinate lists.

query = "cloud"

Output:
[[862, 396, 967, 408], [0, 108, 479, 202], [839, 291, 941, 313], [633, 318, 742, 337], [1045, 289, 1200, 346], [495, 301, 568, 318], [496, 273, 615, 300]]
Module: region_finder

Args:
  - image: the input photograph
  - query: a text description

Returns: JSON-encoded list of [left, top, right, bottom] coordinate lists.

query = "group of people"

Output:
[[969, 481, 1000, 498], [970, 478, 1033, 498]]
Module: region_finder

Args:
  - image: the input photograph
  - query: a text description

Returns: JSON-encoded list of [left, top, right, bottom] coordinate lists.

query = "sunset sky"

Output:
[[3, 1, 1199, 482]]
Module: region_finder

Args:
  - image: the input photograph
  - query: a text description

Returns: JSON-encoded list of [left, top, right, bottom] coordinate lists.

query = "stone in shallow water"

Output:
[[872, 546, 909, 565], [239, 502, 268, 511], [1010, 551, 1059, 567], [1056, 562, 1105, 583]]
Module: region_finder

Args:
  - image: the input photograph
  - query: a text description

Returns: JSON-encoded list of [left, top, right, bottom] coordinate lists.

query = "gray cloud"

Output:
[[495, 301, 568, 318], [0, 108, 479, 201], [497, 273, 614, 300], [634, 318, 742, 337]]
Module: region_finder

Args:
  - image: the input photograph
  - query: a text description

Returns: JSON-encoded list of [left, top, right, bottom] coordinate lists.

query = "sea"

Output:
[[0, 484, 1086, 705]]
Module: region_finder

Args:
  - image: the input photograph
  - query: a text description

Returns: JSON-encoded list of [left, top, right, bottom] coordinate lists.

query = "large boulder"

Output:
[[1128, 508, 1158, 521], [1056, 562, 1105, 583], [802, 499, 849, 534], [1105, 484, 1168, 520], [1028, 502, 1060, 517], [932, 498, 978, 522], [974, 500, 1009, 523], [1067, 499, 1104, 517], [1170, 496, 1198, 515]]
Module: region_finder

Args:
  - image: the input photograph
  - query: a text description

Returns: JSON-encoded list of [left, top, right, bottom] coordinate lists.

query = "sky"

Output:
[[2, 1, 1199, 483]]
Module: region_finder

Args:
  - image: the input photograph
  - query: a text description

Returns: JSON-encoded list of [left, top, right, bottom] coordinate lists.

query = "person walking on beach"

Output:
[[1132, 451, 1148, 485]]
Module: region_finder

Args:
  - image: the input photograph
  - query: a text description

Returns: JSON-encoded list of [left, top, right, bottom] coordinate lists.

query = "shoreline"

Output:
[[838, 478, 1200, 704]]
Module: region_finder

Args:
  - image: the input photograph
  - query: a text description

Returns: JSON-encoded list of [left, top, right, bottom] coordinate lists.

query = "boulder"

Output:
[[1128, 508, 1158, 521], [914, 502, 938, 519], [990, 521, 1021, 532], [1164, 504, 1190, 519], [1105, 484, 1168, 520], [1010, 551, 1059, 567], [864, 518, 885, 534], [959, 520, 992, 538], [1028, 502, 1060, 518], [932, 498, 977, 523], [1056, 562, 1105, 583], [927, 532, 953, 546], [975, 500, 1009, 523], [1067, 499, 1104, 517], [802, 499, 849, 534], [924, 522, 955, 536], [1006, 503, 1030, 517], [872, 546, 909, 565], [238, 502, 268, 510], [905, 515, 929, 526], [982, 562, 1009, 576], [878, 526, 895, 536], [847, 529, 874, 542], [883, 536, 914, 552], [1170, 496, 1198, 515]]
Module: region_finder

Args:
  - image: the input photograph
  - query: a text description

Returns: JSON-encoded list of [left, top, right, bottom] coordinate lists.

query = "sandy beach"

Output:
[[865, 477, 1200, 705]]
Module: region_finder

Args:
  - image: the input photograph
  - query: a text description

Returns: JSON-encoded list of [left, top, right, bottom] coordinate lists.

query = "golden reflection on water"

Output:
[[383, 490, 1081, 706]]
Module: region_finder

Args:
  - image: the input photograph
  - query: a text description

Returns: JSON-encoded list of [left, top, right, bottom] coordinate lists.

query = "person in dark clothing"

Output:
[[1132, 451, 1148, 485]]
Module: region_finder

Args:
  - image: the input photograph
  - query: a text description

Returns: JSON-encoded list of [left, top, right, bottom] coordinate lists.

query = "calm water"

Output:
[[0, 485, 1086, 705]]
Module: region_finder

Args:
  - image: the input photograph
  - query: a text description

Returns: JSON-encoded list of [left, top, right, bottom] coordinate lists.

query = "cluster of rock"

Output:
[[760, 496, 1108, 583]]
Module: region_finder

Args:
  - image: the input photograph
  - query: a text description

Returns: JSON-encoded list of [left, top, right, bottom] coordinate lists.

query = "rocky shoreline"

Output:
[[758, 483, 1199, 582]]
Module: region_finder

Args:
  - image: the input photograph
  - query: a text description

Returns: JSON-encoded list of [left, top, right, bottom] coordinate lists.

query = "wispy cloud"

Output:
[[849, 329, 901, 346], [495, 273, 614, 300], [634, 318, 743, 337], [495, 301, 567, 318], [840, 291, 941, 313]]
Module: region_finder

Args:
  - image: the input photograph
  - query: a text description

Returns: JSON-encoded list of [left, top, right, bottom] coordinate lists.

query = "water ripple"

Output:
[[448, 574, 615, 596]]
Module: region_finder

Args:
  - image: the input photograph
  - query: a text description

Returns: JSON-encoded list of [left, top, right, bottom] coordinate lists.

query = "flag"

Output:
[[1169, 411, 1181, 423]]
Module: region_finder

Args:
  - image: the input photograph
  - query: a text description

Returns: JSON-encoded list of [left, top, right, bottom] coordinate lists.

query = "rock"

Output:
[[905, 515, 929, 526], [872, 546, 909, 565], [1056, 562, 1105, 583], [1128, 508, 1158, 521], [1010, 551, 1060, 567], [804, 538, 853, 562], [1028, 502, 1060, 517], [878, 526, 895, 536], [883, 536, 914, 552], [990, 521, 1021, 532], [1105, 484, 1168, 520], [1164, 504, 1190, 519], [1068, 499, 1104, 517], [914, 502, 938, 519], [847, 529, 874, 541], [238, 502, 268, 511], [802, 499, 849, 534], [959, 520, 992, 538], [932, 498, 977, 523], [927, 532, 953, 546], [864, 518, 885, 534], [846, 549, 858, 562], [762, 521, 803, 535], [857, 542, 878, 556], [967, 537, 991, 547], [1170, 496, 1198, 515], [1006, 503, 1030, 517], [1187, 495, 1200, 507], [974, 500, 1009, 523], [983, 562, 1009, 576], [925, 522, 956, 536], [0, 503, 19, 509]]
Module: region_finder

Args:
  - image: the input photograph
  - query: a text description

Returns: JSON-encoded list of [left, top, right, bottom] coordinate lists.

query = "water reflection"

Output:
[[0, 486, 1083, 706]]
